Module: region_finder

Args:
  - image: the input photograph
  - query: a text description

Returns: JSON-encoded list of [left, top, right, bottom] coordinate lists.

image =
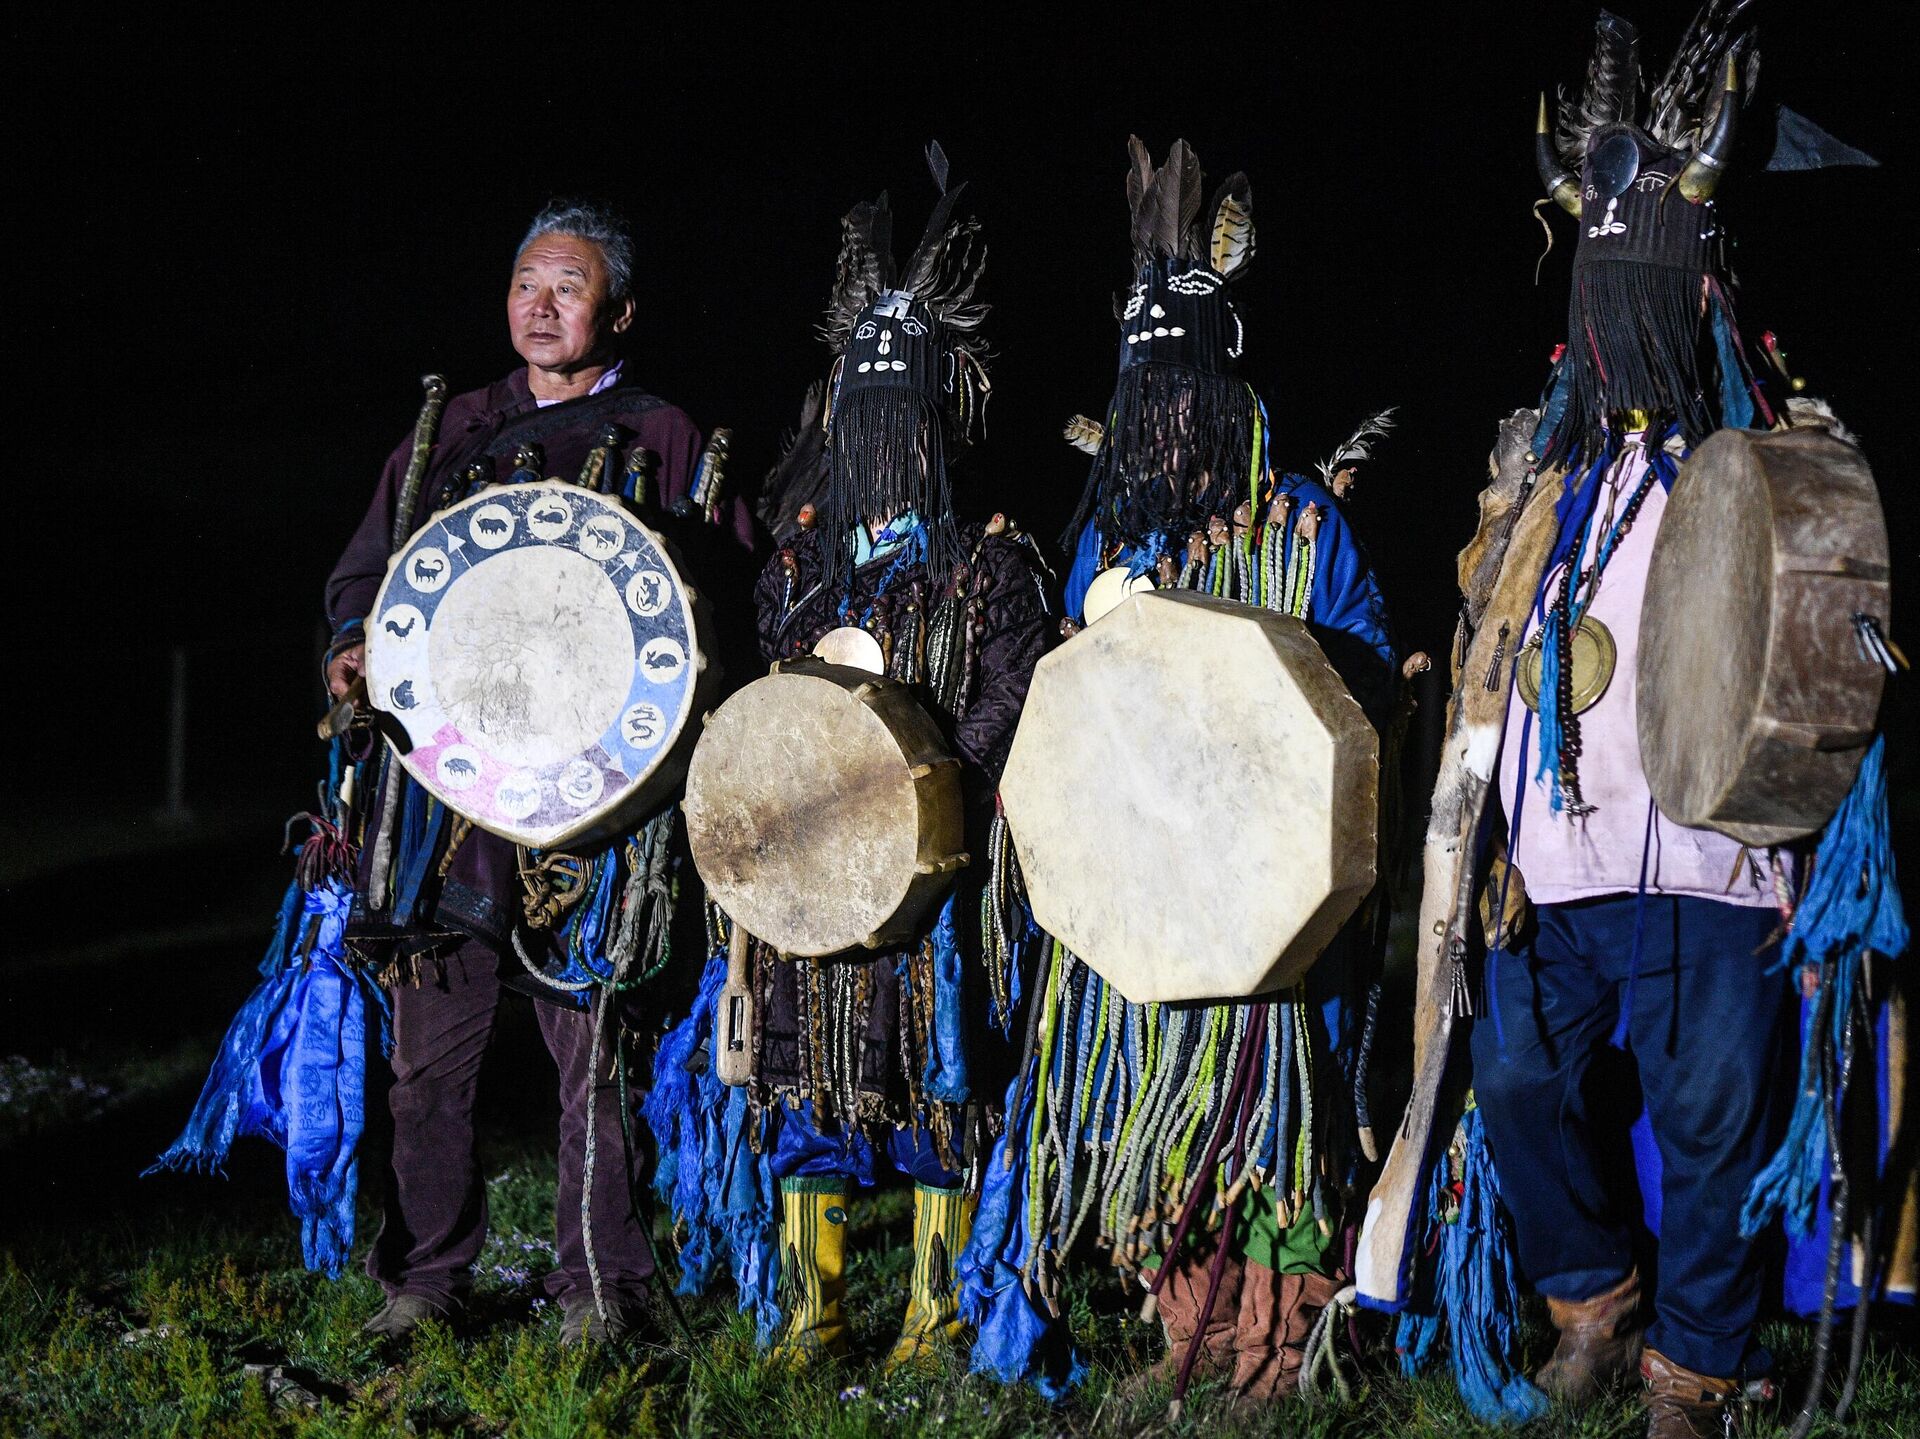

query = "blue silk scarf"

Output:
[[148, 878, 380, 1276]]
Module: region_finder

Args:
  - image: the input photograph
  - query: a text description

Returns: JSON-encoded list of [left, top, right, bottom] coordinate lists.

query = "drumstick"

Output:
[[715, 917, 754, 1087]]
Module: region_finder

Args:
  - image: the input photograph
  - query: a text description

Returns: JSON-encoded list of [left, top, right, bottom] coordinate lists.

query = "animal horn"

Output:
[[1536, 94, 1581, 215], [1677, 54, 1740, 203]]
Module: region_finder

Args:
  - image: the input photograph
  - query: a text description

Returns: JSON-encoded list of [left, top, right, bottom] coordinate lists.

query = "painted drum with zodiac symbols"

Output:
[[683, 658, 966, 958], [365, 480, 708, 848], [1638, 425, 1892, 846]]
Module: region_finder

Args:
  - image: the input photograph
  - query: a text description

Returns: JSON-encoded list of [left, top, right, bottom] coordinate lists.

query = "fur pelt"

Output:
[[1356, 420, 1568, 1306], [1456, 409, 1544, 638]]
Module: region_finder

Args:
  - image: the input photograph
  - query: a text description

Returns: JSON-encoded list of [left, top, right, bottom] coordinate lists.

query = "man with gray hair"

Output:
[[323, 200, 749, 1344]]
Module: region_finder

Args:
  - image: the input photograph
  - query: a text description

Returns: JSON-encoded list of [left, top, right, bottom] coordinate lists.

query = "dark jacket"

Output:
[[326, 366, 749, 950]]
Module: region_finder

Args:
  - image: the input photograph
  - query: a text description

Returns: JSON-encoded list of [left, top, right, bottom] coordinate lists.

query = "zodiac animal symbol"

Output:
[[384, 615, 416, 638], [533, 506, 568, 528], [413, 557, 445, 583], [643, 649, 681, 672], [444, 757, 477, 778], [390, 680, 417, 710], [475, 516, 509, 536]]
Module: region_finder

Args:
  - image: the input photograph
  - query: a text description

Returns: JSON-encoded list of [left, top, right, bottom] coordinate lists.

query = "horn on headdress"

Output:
[[1677, 54, 1741, 202], [1536, 94, 1582, 215]]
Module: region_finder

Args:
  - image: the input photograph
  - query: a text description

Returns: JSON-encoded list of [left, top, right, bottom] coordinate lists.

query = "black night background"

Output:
[[2, 3, 1915, 1430]]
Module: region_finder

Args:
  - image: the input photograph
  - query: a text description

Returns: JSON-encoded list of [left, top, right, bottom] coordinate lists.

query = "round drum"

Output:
[[1639, 427, 1890, 847], [1000, 590, 1378, 1004], [684, 659, 965, 957], [365, 480, 705, 848]]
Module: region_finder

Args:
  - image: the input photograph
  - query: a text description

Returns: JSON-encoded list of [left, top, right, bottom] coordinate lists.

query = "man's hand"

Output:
[[328, 642, 367, 701]]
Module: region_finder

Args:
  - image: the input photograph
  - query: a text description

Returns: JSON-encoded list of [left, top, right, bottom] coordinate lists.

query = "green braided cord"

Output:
[[1025, 939, 1067, 1257]]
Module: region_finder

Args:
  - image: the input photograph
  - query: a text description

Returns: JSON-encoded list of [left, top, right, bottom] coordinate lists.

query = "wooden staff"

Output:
[[367, 374, 450, 911]]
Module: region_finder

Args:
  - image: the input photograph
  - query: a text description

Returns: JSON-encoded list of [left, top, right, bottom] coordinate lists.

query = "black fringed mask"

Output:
[[1535, 5, 1755, 460], [1116, 255, 1242, 377], [1067, 137, 1258, 550], [841, 291, 945, 396], [816, 145, 990, 587]]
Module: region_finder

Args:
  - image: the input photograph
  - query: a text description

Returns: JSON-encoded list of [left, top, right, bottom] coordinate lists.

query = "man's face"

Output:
[[507, 234, 634, 372]]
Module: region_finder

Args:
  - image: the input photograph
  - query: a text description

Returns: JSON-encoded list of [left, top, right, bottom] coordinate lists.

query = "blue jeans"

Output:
[[1470, 893, 1789, 1377]]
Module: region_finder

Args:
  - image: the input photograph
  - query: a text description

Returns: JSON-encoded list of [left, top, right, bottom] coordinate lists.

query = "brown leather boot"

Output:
[[1641, 1348, 1742, 1439], [1537, 1269, 1644, 1402], [1121, 1244, 1244, 1398], [1226, 1262, 1339, 1405]]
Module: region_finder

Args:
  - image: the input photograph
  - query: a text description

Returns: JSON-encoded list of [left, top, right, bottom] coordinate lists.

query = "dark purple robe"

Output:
[[325, 366, 750, 955], [746, 518, 1053, 1135]]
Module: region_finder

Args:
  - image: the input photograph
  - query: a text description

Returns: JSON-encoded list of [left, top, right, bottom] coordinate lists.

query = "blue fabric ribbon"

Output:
[[1742, 736, 1908, 1245], [923, 893, 971, 1104], [147, 878, 377, 1277], [957, 1070, 1087, 1400], [644, 951, 782, 1343]]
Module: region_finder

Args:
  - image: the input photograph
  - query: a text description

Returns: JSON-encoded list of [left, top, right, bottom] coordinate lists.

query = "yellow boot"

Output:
[[883, 1182, 976, 1373], [770, 1179, 851, 1367]]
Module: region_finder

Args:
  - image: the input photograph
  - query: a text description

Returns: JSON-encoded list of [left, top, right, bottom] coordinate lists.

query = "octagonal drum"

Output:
[[365, 480, 706, 848], [683, 659, 966, 957], [1638, 427, 1890, 847], [1001, 590, 1378, 1003]]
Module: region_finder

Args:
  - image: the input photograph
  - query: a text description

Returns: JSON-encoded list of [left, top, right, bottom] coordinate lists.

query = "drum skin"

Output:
[[1000, 590, 1378, 1004], [1639, 427, 1889, 847], [683, 659, 965, 958], [366, 480, 706, 849]]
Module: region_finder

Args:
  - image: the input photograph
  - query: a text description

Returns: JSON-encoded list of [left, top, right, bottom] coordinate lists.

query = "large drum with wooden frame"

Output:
[[999, 590, 1378, 1004], [365, 479, 707, 849], [683, 659, 966, 957], [1638, 426, 1891, 847]]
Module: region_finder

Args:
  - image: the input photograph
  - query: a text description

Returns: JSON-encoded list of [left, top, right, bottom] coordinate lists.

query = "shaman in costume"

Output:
[[960, 138, 1397, 1406], [155, 201, 750, 1348], [1356, 10, 1909, 1438], [650, 153, 1053, 1371]]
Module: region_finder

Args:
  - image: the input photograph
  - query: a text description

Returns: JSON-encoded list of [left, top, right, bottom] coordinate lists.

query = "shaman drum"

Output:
[[365, 480, 707, 848], [1639, 427, 1891, 847], [683, 658, 965, 957], [1000, 590, 1378, 1004]]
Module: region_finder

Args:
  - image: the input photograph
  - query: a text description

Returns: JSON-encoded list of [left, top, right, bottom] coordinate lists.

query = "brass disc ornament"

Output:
[[1515, 614, 1617, 715]]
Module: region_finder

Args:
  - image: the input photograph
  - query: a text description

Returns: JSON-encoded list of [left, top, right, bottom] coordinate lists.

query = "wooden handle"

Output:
[[715, 919, 754, 1087], [317, 676, 368, 740]]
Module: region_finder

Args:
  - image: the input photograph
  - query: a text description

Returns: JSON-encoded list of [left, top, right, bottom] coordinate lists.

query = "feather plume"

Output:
[[926, 138, 950, 195], [821, 196, 889, 351], [1125, 135, 1152, 221], [1171, 140, 1202, 259], [1316, 407, 1398, 484], [1208, 173, 1254, 278], [1648, 0, 1758, 149], [1064, 414, 1106, 455], [1556, 10, 1642, 164]]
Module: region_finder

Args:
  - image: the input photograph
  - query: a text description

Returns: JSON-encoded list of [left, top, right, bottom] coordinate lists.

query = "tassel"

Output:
[[1394, 1104, 1548, 1425]]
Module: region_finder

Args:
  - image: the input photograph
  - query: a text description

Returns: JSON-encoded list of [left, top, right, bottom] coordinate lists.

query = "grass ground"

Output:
[[3, 821, 1915, 1436], [5, 1091, 1917, 1437]]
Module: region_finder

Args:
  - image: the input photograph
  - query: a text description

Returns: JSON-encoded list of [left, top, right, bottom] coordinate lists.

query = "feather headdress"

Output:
[[820, 141, 989, 365], [1065, 137, 1261, 549], [1535, 5, 1762, 463], [816, 142, 991, 587]]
